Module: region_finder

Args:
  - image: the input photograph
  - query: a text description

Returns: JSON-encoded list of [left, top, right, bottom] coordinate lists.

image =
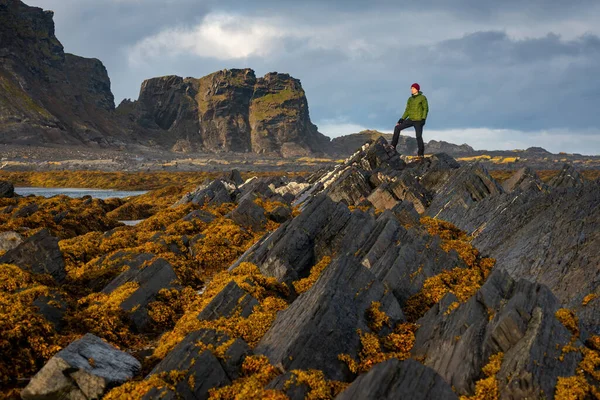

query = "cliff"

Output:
[[0, 1, 330, 156], [119, 69, 331, 157], [0, 0, 132, 146]]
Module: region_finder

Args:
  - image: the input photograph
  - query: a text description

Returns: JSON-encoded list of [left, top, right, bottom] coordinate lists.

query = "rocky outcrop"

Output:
[[425, 163, 600, 334], [101, 257, 179, 331], [0, 181, 14, 198], [118, 69, 331, 156], [548, 163, 585, 188], [425, 140, 475, 156], [0, 228, 66, 282], [255, 256, 404, 382], [21, 334, 141, 400], [0, 0, 131, 146], [412, 270, 582, 398], [336, 359, 457, 400], [501, 166, 547, 192]]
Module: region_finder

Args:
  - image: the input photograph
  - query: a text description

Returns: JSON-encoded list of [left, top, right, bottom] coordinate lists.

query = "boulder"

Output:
[[0, 231, 23, 252], [33, 290, 67, 331], [0, 181, 15, 198], [0, 228, 66, 283], [226, 197, 267, 231], [21, 334, 141, 400], [222, 169, 244, 186], [13, 203, 39, 218], [335, 359, 457, 400]]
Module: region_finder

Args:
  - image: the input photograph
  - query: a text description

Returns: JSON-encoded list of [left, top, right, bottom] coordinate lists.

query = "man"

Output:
[[390, 83, 429, 159]]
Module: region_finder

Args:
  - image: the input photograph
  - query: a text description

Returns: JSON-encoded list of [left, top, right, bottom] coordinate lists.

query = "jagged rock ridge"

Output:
[[118, 69, 330, 157]]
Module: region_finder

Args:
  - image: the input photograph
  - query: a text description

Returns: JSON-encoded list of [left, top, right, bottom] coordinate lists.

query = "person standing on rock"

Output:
[[390, 83, 429, 159]]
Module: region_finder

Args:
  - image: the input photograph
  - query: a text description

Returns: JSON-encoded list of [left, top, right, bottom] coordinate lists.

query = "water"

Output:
[[14, 187, 147, 199]]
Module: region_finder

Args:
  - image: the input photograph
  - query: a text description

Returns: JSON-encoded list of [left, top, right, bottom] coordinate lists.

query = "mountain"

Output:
[[117, 69, 330, 157], [0, 0, 329, 156]]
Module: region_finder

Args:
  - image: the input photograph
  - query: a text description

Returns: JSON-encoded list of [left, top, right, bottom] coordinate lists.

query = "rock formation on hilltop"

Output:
[[0, 0, 132, 146], [118, 69, 330, 157], [0, 0, 330, 156]]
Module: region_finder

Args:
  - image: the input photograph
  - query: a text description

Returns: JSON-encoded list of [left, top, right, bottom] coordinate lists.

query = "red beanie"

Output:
[[411, 83, 420, 91]]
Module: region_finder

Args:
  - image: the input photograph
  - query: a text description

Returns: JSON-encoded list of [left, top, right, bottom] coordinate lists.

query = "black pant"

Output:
[[391, 119, 424, 156]]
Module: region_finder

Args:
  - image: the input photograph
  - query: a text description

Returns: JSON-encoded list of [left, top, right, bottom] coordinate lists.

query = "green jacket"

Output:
[[401, 92, 429, 121]]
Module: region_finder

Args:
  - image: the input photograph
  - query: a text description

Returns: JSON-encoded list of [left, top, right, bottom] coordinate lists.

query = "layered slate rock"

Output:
[[420, 160, 600, 334], [0, 228, 66, 282], [501, 166, 547, 192], [101, 257, 179, 331], [175, 179, 235, 207], [425, 162, 503, 222], [197, 281, 259, 321], [412, 270, 582, 398], [234, 192, 461, 308], [226, 197, 267, 232], [335, 359, 457, 400], [548, 163, 585, 188], [142, 329, 251, 399], [21, 334, 141, 400], [255, 256, 404, 382], [32, 290, 67, 331], [0, 181, 15, 198]]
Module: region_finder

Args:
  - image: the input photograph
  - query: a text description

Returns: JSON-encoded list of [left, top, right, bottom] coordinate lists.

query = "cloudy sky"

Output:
[[32, 0, 600, 154]]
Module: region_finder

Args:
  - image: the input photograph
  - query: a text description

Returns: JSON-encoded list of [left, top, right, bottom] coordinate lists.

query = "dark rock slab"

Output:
[[13, 202, 39, 218], [21, 334, 141, 400], [223, 168, 244, 186], [0, 180, 15, 198], [0, 228, 66, 283], [176, 179, 235, 207], [326, 166, 373, 206], [335, 359, 457, 400], [267, 205, 292, 223], [227, 197, 267, 231], [412, 270, 582, 398], [502, 166, 547, 192], [102, 257, 179, 332], [197, 280, 259, 321], [33, 290, 67, 331], [425, 162, 503, 222], [548, 163, 584, 188], [255, 256, 403, 382], [182, 209, 216, 224], [145, 329, 254, 399]]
